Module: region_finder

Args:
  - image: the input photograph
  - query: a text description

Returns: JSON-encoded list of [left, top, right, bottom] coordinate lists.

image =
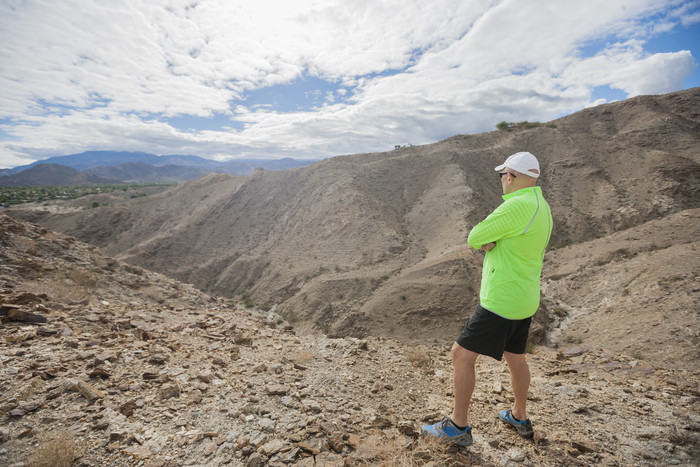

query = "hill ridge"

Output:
[[4, 88, 700, 366]]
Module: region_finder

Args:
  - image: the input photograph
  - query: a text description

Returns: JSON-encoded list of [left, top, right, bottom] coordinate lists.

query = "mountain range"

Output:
[[0, 151, 317, 185]]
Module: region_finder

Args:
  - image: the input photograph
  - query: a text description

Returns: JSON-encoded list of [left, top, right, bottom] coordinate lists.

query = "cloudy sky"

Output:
[[1, 0, 699, 168]]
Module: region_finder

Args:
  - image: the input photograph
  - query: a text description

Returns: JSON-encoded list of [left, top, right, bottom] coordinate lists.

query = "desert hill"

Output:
[[0, 213, 698, 466], [7, 88, 699, 371], [0, 163, 123, 186]]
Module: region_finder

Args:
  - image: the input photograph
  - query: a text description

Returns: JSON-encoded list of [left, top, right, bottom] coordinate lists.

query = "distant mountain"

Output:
[[0, 164, 122, 186], [1, 151, 318, 185], [84, 162, 212, 184], [8, 151, 316, 173], [7, 151, 218, 173]]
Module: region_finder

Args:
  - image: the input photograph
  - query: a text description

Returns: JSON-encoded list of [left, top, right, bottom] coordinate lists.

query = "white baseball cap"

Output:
[[494, 151, 540, 178]]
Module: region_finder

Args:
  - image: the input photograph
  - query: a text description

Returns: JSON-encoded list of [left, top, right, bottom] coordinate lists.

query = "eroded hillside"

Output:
[[6, 89, 700, 366]]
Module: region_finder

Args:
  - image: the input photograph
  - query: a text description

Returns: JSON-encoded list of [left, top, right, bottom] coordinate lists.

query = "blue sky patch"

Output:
[[239, 75, 353, 113], [591, 85, 628, 103], [163, 112, 245, 132]]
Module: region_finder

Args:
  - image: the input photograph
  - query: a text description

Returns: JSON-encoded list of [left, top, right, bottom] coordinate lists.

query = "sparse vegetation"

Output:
[[241, 291, 255, 308], [29, 280, 89, 305], [293, 350, 314, 364], [404, 345, 431, 367], [27, 430, 81, 467], [496, 120, 557, 131], [286, 312, 299, 323], [0, 183, 173, 207]]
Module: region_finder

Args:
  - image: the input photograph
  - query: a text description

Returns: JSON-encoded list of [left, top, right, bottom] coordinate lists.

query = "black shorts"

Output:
[[456, 305, 532, 361]]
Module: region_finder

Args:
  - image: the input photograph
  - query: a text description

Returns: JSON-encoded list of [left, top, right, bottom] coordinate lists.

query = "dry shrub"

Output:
[[27, 430, 81, 467], [28, 279, 89, 305], [404, 345, 432, 368], [139, 284, 165, 303], [352, 430, 453, 466], [293, 350, 314, 364]]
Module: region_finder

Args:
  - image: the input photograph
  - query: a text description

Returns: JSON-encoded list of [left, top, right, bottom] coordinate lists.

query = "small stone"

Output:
[[75, 381, 105, 400], [202, 440, 217, 456], [571, 439, 597, 453], [371, 414, 392, 428], [6, 308, 47, 323], [328, 431, 345, 453], [190, 389, 203, 404], [397, 420, 418, 437], [95, 352, 114, 363], [159, 384, 180, 400], [260, 438, 285, 456], [93, 421, 110, 431], [265, 384, 290, 395], [505, 447, 525, 462], [9, 397, 45, 417], [246, 452, 266, 467], [297, 440, 321, 455], [89, 367, 111, 379], [235, 435, 250, 449], [212, 357, 226, 366], [533, 428, 548, 444], [149, 354, 169, 365], [301, 399, 321, 413], [561, 347, 587, 358], [197, 371, 213, 383], [119, 400, 139, 417]]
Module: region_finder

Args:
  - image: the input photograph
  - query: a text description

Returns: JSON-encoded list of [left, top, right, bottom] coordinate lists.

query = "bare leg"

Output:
[[504, 351, 530, 420], [450, 342, 479, 427]]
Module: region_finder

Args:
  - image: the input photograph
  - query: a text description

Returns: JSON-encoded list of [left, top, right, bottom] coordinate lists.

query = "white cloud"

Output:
[[0, 0, 698, 167]]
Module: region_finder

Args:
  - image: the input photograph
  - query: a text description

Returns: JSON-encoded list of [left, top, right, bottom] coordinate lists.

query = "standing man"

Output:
[[421, 151, 553, 447]]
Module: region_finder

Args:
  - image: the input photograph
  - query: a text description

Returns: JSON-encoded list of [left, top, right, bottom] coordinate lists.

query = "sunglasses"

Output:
[[499, 172, 516, 178]]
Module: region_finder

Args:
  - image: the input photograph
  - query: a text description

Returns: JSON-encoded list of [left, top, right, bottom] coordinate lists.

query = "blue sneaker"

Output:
[[420, 416, 473, 447], [499, 409, 534, 438]]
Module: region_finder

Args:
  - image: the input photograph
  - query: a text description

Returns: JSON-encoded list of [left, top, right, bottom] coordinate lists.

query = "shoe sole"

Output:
[[501, 419, 533, 438]]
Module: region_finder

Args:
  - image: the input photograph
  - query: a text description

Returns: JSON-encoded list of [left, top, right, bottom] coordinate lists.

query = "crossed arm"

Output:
[[481, 242, 496, 252]]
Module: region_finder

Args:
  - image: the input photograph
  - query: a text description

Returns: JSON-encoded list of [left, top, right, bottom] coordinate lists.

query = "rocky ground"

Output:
[[1, 214, 699, 467]]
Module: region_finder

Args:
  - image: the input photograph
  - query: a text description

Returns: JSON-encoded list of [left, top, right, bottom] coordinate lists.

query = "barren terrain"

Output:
[[7, 88, 699, 372], [1, 214, 698, 466], [1, 88, 699, 465]]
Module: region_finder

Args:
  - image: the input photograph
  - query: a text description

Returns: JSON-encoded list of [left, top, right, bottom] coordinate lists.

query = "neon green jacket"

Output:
[[467, 186, 553, 319]]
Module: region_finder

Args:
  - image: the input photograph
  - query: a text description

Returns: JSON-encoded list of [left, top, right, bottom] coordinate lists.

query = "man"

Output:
[[421, 151, 553, 448]]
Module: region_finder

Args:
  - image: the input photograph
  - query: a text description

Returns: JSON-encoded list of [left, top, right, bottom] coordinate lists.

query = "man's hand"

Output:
[[481, 242, 496, 252]]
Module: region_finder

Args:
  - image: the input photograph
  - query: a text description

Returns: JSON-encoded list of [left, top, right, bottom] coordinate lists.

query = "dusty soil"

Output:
[[542, 209, 700, 371], [1, 214, 699, 467]]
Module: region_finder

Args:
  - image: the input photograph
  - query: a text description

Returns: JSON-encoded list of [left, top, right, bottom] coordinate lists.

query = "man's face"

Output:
[[499, 169, 516, 194]]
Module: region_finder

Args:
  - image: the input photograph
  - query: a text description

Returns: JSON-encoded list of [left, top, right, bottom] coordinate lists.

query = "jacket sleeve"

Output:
[[467, 199, 531, 249]]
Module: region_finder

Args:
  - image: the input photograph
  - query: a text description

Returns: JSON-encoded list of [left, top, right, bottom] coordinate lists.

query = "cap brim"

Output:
[[494, 164, 506, 171]]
